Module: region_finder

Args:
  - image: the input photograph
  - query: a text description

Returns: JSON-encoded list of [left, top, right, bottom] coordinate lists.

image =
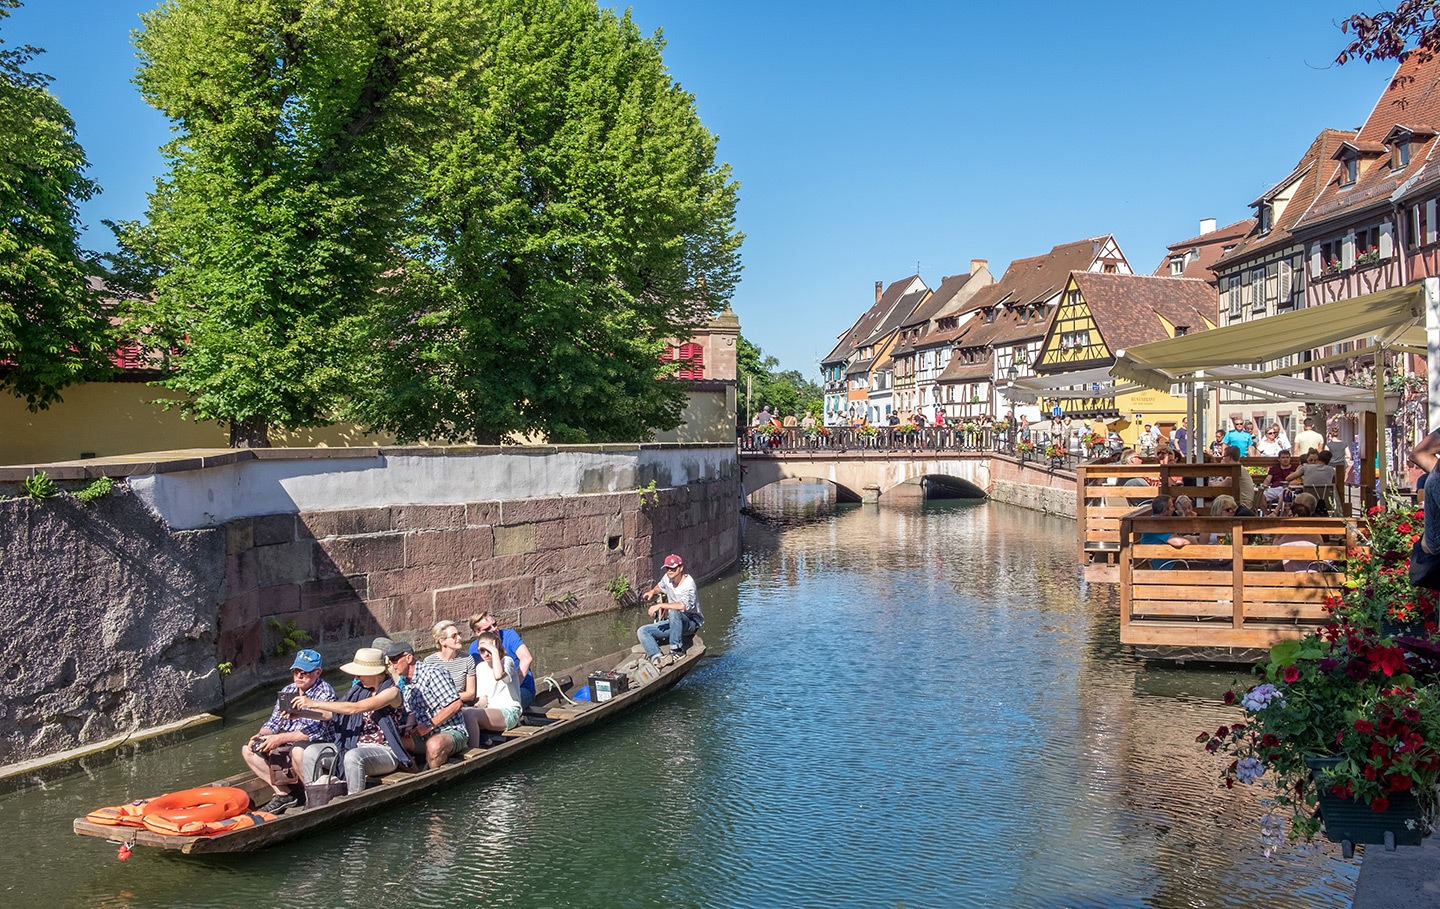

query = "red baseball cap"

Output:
[[663, 554, 683, 568]]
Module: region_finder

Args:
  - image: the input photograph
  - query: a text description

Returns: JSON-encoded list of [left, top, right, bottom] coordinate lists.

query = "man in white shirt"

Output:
[[639, 553, 704, 663], [1294, 418, 1325, 458]]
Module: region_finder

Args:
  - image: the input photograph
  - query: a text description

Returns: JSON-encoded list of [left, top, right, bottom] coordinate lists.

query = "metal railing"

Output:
[[738, 426, 1099, 471]]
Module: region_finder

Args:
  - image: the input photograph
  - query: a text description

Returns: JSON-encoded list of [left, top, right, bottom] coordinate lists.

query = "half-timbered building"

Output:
[[1034, 272, 1217, 439], [888, 261, 993, 418]]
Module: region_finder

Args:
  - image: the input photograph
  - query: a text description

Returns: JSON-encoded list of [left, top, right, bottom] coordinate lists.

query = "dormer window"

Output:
[[1341, 157, 1358, 186], [1169, 258, 1184, 275], [1396, 141, 1412, 169], [1258, 203, 1273, 234]]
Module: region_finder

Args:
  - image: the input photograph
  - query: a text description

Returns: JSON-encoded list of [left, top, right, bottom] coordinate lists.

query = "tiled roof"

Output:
[[1297, 52, 1440, 231], [858, 286, 929, 346], [1214, 129, 1353, 268], [1068, 272, 1218, 353], [936, 353, 994, 384], [899, 273, 975, 330], [1151, 218, 1255, 284], [947, 236, 1118, 351]]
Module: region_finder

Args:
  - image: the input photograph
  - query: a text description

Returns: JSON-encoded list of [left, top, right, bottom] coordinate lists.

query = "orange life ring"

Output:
[[140, 786, 250, 826]]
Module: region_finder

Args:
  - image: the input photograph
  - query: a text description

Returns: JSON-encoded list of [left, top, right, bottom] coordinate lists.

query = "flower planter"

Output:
[[1050, 456, 1066, 469], [1305, 755, 1425, 856]]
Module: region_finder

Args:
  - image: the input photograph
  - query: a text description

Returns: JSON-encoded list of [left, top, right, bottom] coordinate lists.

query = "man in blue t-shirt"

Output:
[[469, 611, 536, 709], [1222, 418, 1254, 458]]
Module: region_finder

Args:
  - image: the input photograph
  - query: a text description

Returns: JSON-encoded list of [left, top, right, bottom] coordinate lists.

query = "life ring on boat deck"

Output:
[[143, 809, 278, 837], [134, 786, 251, 835], [84, 800, 151, 827]]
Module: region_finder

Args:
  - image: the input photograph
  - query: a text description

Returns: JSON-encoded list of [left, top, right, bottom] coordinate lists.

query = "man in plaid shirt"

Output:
[[242, 648, 338, 814], [384, 640, 467, 768]]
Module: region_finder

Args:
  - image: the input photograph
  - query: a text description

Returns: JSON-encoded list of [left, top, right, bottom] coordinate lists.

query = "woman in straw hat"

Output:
[[293, 647, 414, 795]]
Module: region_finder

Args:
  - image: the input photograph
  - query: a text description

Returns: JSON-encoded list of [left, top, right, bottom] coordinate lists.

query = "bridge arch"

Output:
[[743, 473, 863, 503], [742, 454, 993, 505], [907, 473, 987, 499]]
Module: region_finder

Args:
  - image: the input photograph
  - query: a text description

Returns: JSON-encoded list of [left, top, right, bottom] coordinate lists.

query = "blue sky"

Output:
[[6, 1, 1401, 375]]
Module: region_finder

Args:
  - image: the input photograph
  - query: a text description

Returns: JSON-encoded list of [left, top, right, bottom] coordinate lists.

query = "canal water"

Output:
[[0, 491, 1358, 908]]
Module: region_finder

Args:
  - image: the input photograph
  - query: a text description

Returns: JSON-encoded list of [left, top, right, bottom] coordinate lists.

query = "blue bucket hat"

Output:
[[291, 649, 322, 672]]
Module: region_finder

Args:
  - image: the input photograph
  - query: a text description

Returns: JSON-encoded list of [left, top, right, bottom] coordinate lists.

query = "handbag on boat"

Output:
[[303, 776, 348, 808]]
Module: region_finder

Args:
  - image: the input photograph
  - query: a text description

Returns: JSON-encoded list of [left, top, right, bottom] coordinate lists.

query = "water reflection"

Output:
[[0, 490, 1356, 908]]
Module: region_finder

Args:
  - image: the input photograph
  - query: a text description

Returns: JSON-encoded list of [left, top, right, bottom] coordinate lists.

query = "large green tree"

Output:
[[349, 0, 741, 443], [128, 0, 456, 446], [126, 0, 740, 447], [0, 0, 106, 409]]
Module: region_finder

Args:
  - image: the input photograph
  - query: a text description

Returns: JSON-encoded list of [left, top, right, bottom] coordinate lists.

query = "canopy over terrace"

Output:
[[1109, 279, 1440, 491]]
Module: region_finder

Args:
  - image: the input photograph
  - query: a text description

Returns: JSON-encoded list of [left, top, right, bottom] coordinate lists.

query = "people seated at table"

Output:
[[1211, 446, 1256, 510], [1174, 494, 1196, 517], [1277, 493, 1324, 571], [1138, 495, 1189, 569], [1263, 450, 1296, 506], [1287, 448, 1337, 488]]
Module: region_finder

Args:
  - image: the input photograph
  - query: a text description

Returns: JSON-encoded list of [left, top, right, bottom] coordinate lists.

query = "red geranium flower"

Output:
[[1283, 665, 1300, 683], [1372, 796, 1391, 812]]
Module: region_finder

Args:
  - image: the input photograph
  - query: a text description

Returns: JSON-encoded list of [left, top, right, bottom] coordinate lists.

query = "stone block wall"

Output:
[[0, 445, 739, 767], [0, 490, 226, 766]]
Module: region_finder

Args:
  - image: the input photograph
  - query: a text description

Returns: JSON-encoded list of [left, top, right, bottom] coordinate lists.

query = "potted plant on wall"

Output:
[[1014, 438, 1035, 461], [1044, 442, 1067, 467]]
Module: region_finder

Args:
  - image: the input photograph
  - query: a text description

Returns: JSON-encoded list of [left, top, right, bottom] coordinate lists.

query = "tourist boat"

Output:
[[73, 638, 705, 854]]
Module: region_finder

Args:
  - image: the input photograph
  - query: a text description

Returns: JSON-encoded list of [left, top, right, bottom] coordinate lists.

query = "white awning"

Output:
[[1007, 366, 1149, 403], [1204, 366, 1378, 407], [1111, 283, 1427, 391]]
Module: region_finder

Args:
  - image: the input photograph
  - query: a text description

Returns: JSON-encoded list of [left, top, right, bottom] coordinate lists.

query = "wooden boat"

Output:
[[74, 638, 705, 854]]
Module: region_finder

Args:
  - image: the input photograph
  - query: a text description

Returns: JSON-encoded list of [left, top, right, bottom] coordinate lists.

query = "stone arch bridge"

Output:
[[741, 450, 1004, 503]]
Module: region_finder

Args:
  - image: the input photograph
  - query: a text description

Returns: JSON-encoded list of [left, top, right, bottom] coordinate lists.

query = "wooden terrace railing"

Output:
[[1075, 463, 1243, 577], [1117, 514, 1358, 650]]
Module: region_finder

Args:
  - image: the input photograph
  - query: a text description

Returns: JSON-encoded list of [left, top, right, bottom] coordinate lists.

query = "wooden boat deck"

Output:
[[73, 639, 705, 854]]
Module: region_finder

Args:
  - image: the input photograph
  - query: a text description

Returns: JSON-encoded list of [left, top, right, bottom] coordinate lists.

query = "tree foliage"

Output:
[[0, 0, 107, 409], [128, 0, 448, 446], [123, 0, 741, 447], [1338, 2, 1440, 63], [349, 0, 741, 444], [737, 335, 821, 425]]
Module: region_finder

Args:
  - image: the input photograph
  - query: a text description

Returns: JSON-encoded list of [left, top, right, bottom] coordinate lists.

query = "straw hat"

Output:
[[340, 647, 388, 676]]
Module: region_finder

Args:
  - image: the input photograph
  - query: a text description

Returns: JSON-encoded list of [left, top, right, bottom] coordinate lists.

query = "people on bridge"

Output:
[[638, 553, 704, 664], [293, 646, 414, 796], [783, 412, 799, 428], [462, 631, 524, 745], [385, 641, 468, 769], [752, 406, 772, 427], [469, 611, 536, 710], [800, 412, 816, 431], [242, 648, 337, 815]]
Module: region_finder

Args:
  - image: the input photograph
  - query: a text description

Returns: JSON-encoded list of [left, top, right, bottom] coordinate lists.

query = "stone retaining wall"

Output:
[[0, 445, 739, 767]]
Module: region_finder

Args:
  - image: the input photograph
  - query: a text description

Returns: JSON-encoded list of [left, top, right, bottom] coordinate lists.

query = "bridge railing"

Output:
[[739, 427, 1093, 472]]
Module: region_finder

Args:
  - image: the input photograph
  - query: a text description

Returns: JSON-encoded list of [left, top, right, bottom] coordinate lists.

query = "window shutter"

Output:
[[1342, 234, 1355, 269], [1380, 221, 1394, 257], [1279, 261, 1292, 301], [1427, 200, 1437, 244], [1310, 246, 1322, 278]]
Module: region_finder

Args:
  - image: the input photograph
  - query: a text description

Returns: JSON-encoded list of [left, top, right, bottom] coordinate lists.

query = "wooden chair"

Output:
[[1304, 484, 1338, 517]]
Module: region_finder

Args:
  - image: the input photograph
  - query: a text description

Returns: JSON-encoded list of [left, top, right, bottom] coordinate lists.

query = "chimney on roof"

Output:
[[970, 258, 987, 275], [1199, 217, 1217, 235], [875, 281, 883, 303]]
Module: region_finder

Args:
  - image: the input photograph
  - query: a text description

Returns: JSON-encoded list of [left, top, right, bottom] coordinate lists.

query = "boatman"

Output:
[[241, 648, 337, 815], [638, 553, 704, 664]]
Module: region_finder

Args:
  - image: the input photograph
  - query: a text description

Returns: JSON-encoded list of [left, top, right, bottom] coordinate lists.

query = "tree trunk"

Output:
[[229, 415, 272, 448]]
